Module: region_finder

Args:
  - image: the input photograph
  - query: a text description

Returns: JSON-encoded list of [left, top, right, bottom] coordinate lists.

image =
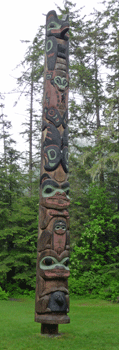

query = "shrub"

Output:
[[0, 286, 9, 300], [68, 271, 119, 302]]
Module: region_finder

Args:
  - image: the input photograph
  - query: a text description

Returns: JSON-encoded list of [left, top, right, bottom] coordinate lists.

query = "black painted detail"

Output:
[[57, 44, 66, 59], [41, 177, 70, 198], [44, 107, 68, 128], [46, 11, 69, 41], [48, 291, 68, 312], [43, 123, 68, 172]]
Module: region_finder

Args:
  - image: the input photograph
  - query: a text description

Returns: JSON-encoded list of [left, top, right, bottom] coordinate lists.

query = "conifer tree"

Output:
[[103, 0, 119, 209], [15, 27, 44, 195]]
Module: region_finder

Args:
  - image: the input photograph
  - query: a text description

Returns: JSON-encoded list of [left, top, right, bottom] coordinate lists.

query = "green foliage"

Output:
[[69, 182, 119, 301], [5, 283, 35, 299], [69, 267, 119, 302], [0, 286, 9, 300], [70, 184, 119, 273], [69, 273, 119, 302], [0, 194, 38, 291], [69, 153, 91, 244]]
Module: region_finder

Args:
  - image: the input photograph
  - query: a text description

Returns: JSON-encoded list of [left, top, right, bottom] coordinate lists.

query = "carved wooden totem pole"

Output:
[[35, 10, 70, 335]]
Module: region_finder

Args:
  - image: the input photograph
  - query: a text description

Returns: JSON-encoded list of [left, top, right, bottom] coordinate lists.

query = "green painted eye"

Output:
[[61, 257, 70, 269], [47, 21, 61, 31], [46, 73, 52, 80], [40, 256, 57, 270], [55, 223, 66, 231], [54, 76, 61, 85], [43, 258, 53, 266], [63, 258, 69, 267], [39, 256, 70, 270], [54, 76, 68, 90], [55, 225, 60, 230], [47, 149, 57, 161], [62, 225, 66, 230], [41, 179, 59, 197], [42, 185, 56, 197], [46, 39, 53, 52], [64, 187, 69, 196]]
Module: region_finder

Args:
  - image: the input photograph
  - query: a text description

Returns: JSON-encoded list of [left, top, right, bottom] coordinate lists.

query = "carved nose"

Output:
[[54, 293, 64, 306], [55, 265, 65, 269], [48, 291, 68, 312]]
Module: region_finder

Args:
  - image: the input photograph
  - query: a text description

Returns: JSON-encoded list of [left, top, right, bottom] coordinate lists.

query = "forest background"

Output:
[[0, 0, 119, 302]]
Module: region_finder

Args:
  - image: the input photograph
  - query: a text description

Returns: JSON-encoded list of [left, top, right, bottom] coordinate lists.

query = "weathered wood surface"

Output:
[[35, 313, 70, 324], [35, 10, 70, 330]]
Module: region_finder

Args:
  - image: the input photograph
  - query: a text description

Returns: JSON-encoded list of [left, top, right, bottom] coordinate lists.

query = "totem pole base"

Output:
[[35, 313, 70, 324], [41, 323, 58, 335]]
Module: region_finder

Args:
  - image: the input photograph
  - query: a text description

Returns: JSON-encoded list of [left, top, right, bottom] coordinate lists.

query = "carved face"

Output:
[[36, 249, 69, 313], [40, 177, 70, 209], [39, 206, 70, 230], [53, 219, 67, 254], [46, 10, 69, 40], [44, 69, 69, 111], [38, 217, 70, 254], [51, 76, 68, 91], [38, 250, 70, 279]]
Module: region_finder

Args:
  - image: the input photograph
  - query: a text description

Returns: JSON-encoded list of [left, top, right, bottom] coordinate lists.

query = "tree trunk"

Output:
[[29, 70, 33, 196]]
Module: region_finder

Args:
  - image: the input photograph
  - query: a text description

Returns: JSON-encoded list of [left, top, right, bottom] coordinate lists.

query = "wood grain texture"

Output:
[[35, 11, 70, 328]]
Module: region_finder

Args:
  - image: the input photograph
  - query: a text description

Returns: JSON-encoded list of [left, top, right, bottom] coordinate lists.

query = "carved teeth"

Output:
[[57, 57, 66, 64], [55, 63, 66, 71]]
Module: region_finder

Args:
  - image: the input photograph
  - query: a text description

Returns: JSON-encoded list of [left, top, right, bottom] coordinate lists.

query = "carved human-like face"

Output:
[[38, 250, 70, 279], [40, 177, 70, 209]]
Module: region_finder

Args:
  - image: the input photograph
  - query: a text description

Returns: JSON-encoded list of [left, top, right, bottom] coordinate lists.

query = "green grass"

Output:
[[0, 297, 119, 350]]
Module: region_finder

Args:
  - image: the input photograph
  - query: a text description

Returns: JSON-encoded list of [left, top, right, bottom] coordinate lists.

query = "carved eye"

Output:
[[45, 187, 53, 194], [62, 78, 67, 86], [55, 223, 66, 231], [50, 23, 55, 28], [42, 185, 54, 196], [48, 108, 55, 117], [55, 76, 61, 85], [47, 21, 61, 31], [55, 225, 60, 230], [46, 40, 53, 52], [43, 258, 53, 266], [40, 256, 58, 270], [63, 258, 69, 267], [47, 149, 57, 160], [65, 188, 69, 196]]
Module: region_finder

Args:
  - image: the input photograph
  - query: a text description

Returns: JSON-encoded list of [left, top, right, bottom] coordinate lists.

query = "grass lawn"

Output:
[[0, 297, 119, 350]]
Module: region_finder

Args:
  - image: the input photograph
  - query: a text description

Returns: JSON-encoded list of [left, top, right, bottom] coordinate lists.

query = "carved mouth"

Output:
[[61, 26, 69, 40], [44, 269, 70, 278], [46, 196, 70, 208], [57, 43, 66, 59]]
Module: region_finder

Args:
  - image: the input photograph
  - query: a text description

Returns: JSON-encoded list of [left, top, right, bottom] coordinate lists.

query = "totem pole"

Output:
[[35, 10, 70, 335]]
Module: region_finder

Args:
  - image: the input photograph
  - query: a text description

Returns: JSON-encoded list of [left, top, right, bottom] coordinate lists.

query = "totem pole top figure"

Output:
[[46, 11, 69, 39]]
